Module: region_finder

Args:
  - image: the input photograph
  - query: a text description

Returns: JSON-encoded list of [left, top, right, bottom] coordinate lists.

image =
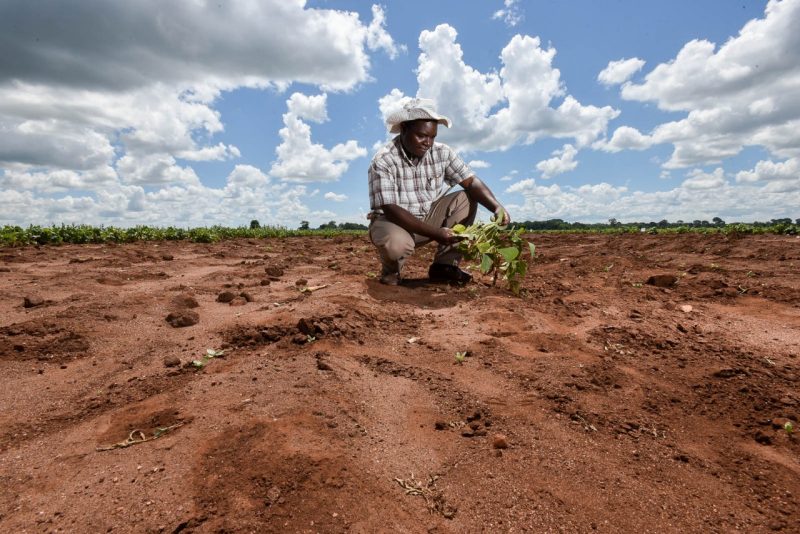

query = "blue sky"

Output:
[[1, 0, 798, 227]]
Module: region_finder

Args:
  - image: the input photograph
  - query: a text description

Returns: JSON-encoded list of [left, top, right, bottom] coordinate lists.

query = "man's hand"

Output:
[[462, 176, 510, 225], [433, 226, 463, 245], [494, 206, 511, 226]]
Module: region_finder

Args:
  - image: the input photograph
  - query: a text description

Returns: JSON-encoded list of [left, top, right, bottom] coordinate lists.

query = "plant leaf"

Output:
[[480, 253, 493, 273], [477, 241, 493, 254], [498, 247, 519, 262], [528, 242, 536, 257]]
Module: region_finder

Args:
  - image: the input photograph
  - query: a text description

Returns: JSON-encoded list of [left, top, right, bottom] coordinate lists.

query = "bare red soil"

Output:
[[1, 233, 799, 533]]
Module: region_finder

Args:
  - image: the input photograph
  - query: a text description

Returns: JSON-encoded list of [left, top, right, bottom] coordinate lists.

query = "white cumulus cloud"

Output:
[[468, 160, 491, 169], [736, 157, 800, 192], [381, 25, 618, 153], [505, 175, 798, 223], [614, 0, 800, 168], [269, 93, 367, 183], [595, 126, 655, 153], [598, 58, 646, 86], [682, 168, 727, 190], [324, 192, 348, 202], [493, 0, 523, 27], [536, 144, 578, 179], [0, 1, 397, 226]]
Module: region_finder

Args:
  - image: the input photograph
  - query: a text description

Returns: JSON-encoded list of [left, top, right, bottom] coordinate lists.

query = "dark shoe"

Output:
[[379, 270, 401, 286], [428, 263, 472, 285]]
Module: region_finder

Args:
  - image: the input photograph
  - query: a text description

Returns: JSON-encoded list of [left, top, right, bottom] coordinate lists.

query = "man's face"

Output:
[[400, 120, 438, 159]]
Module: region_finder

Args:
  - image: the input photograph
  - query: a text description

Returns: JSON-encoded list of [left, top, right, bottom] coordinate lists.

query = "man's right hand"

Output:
[[433, 227, 462, 245]]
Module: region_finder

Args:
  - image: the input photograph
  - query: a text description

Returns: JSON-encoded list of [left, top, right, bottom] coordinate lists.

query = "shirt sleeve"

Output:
[[368, 159, 398, 210], [442, 146, 474, 187]]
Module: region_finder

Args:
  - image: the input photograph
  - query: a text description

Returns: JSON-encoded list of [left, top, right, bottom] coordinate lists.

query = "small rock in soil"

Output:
[[771, 418, 791, 430], [292, 333, 309, 344], [646, 274, 678, 288], [240, 291, 253, 302], [23, 295, 44, 308], [259, 279, 271, 286], [297, 318, 317, 336], [265, 266, 284, 277], [164, 356, 181, 368], [492, 433, 509, 449], [754, 430, 773, 445], [466, 411, 482, 422], [165, 311, 199, 328], [161, 254, 174, 261], [216, 291, 237, 303], [434, 421, 447, 430], [171, 293, 199, 309], [442, 507, 457, 520]]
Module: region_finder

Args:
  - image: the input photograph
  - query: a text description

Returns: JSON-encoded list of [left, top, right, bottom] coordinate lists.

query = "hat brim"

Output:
[[388, 116, 451, 134]]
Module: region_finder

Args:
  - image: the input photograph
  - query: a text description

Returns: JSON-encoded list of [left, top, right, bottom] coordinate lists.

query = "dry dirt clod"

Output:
[[316, 359, 333, 371], [171, 293, 199, 309], [163, 356, 181, 368], [165, 311, 199, 328], [265, 266, 284, 277], [646, 274, 678, 288], [23, 295, 45, 308], [754, 430, 773, 445], [492, 433, 509, 449], [216, 291, 237, 303], [229, 297, 248, 306]]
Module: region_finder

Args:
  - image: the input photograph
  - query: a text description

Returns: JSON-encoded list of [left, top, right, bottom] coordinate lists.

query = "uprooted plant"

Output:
[[452, 209, 535, 295]]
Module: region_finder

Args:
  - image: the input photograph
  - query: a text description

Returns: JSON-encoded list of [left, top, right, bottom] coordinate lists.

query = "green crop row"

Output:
[[1, 221, 796, 247], [524, 223, 798, 236], [0, 224, 365, 247]]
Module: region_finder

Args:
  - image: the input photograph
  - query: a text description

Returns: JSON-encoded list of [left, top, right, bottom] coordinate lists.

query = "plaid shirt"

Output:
[[368, 137, 474, 219]]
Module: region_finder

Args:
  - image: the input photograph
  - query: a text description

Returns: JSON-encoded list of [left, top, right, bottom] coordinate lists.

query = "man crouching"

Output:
[[367, 98, 510, 286]]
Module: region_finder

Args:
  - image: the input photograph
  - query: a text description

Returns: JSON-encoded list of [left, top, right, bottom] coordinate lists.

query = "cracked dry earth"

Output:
[[0, 232, 799, 533]]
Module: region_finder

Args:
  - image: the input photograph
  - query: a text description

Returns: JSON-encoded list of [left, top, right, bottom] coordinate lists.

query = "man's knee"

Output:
[[370, 221, 415, 261], [451, 191, 477, 224], [379, 234, 415, 260]]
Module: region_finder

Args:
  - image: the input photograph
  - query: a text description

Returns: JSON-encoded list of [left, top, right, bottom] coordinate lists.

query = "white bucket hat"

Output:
[[386, 98, 451, 134]]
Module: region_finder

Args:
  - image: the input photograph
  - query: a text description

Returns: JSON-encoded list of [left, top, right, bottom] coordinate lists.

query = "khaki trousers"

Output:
[[368, 191, 477, 275]]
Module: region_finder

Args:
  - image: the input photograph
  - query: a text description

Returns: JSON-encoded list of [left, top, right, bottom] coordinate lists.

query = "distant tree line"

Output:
[[298, 220, 368, 231], [515, 217, 799, 231]]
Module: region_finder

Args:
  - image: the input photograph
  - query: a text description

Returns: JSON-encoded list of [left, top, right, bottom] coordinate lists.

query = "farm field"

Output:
[[1, 232, 798, 532]]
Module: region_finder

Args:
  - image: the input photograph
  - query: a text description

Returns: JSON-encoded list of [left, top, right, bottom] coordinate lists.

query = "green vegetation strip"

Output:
[[0, 224, 366, 246], [1, 219, 797, 247]]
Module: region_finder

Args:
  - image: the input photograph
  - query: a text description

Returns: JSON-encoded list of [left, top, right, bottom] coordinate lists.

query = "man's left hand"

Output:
[[494, 206, 511, 225]]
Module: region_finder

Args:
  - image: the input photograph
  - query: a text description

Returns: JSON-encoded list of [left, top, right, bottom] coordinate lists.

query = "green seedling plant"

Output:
[[192, 348, 225, 369], [785, 421, 794, 436], [454, 351, 467, 365], [451, 209, 535, 295]]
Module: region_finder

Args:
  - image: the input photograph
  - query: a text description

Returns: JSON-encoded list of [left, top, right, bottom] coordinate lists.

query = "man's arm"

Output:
[[460, 176, 510, 224], [381, 204, 461, 244]]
